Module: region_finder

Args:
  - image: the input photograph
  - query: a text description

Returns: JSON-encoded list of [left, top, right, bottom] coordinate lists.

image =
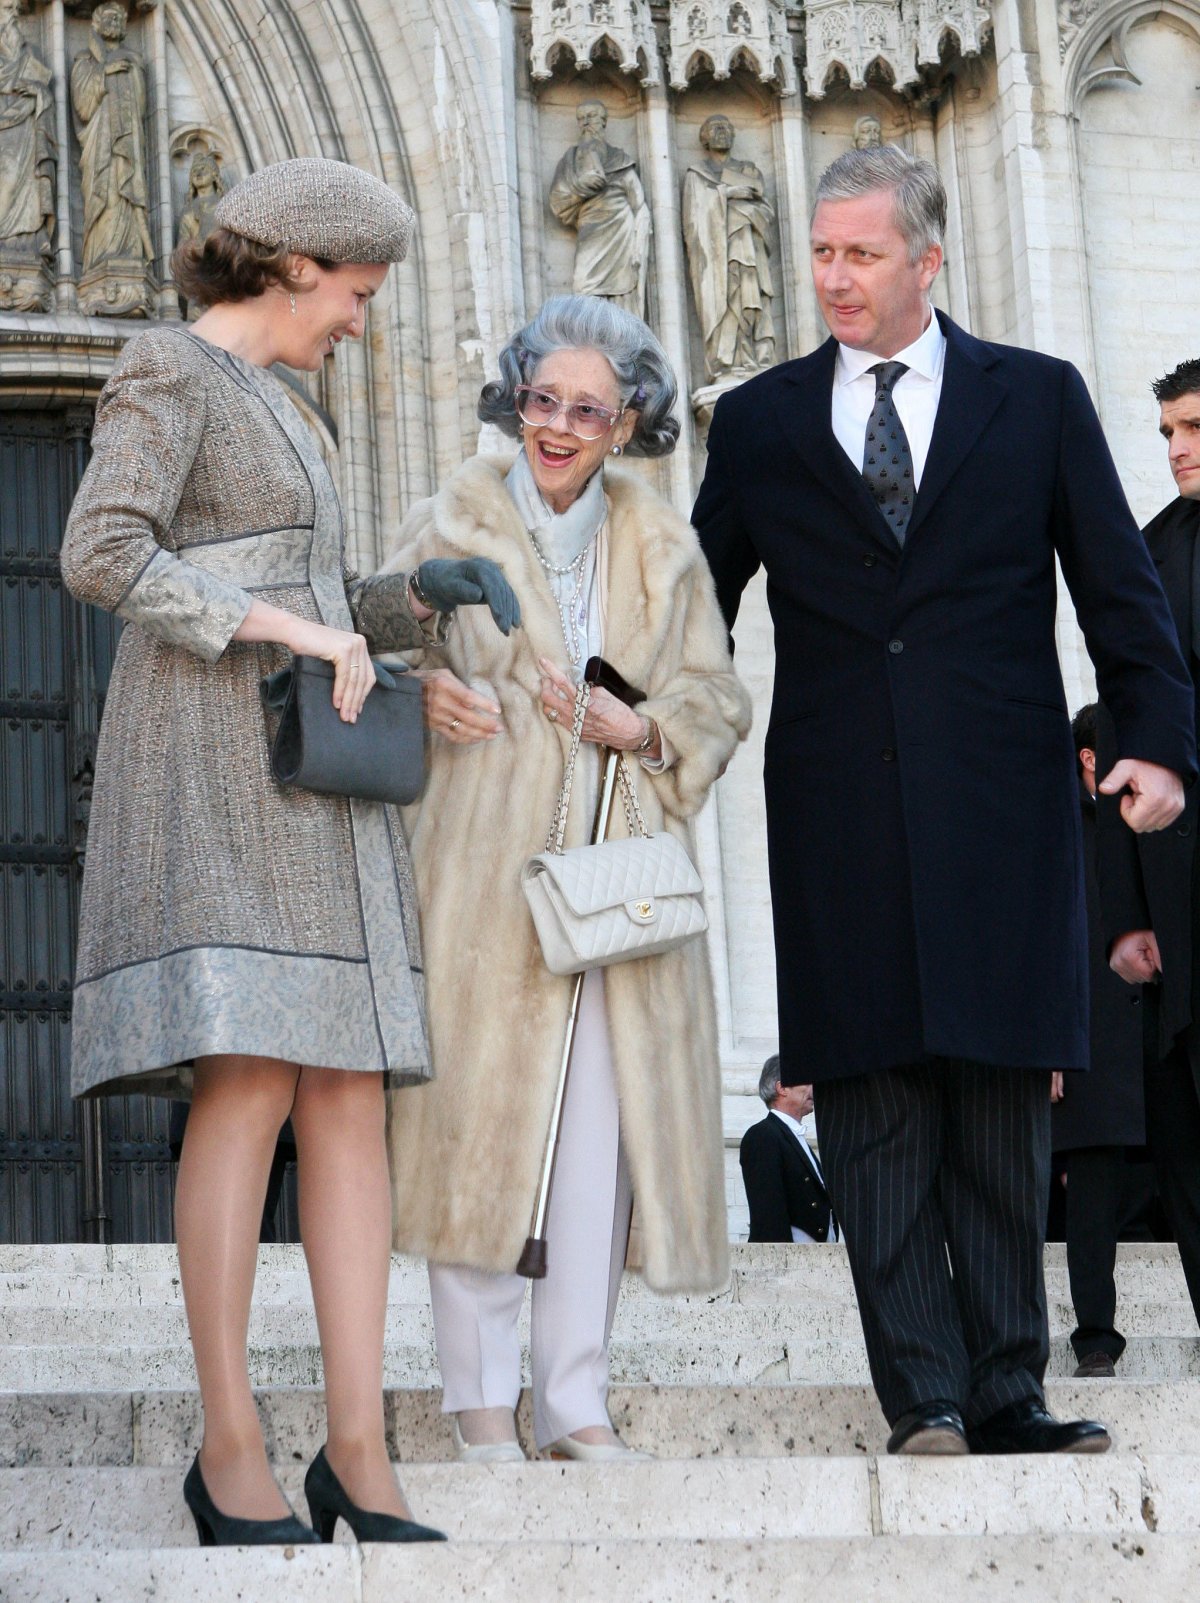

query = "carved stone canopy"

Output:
[[668, 0, 799, 96], [804, 0, 992, 99], [529, 0, 661, 87]]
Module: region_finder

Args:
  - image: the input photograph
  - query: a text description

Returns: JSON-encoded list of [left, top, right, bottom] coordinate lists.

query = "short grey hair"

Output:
[[813, 145, 947, 265], [757, 1055, 782, 1108], [478, 294, 680, 458]]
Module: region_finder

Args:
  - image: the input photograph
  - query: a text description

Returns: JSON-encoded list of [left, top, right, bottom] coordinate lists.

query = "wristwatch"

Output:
[[633, 715, 657, 755], [408, 567, 433, 611]]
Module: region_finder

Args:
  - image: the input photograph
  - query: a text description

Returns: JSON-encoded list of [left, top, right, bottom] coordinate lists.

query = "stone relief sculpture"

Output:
[[529, 0, 661, 87], [176, 147, 225, 247], [71, 2, 153, 316], [668, 0, 799, 94], [176, 144, 224, 320], [853, 113, 883, 148], [549, 99, 651, 317], [682, 114, 775, 382], [0, 0, 56, 312]]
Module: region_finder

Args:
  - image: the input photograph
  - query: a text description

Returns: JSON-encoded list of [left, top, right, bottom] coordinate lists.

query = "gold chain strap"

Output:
[[545, 682, 649, 854]]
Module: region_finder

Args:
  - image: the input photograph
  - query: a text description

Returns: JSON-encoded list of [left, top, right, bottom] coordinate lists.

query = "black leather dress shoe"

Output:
[[886, 1401, 969, 1455], [967, 1398, 1111, 1455]]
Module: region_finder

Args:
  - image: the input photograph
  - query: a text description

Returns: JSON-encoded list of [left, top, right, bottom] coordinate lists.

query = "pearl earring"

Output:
[[289, 292, 297, 315], [611, 444, 623, 456]]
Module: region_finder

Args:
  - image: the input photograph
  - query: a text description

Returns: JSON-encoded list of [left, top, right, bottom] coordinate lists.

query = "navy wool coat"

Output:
[[694, 313, 1195, 1084]]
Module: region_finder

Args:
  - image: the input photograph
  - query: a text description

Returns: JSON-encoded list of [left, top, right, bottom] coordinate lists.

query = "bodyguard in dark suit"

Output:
[[1097, 360, 1200, 1328], [740, 1057, 837, 1244], [693, 146, 1194, 1456], [1052, 705, 1147, 1377]]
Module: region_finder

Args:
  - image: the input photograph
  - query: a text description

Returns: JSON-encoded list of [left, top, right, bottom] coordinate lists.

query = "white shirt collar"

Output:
[[835, 308, 946, 387], [770, 1108, 811, 1146]]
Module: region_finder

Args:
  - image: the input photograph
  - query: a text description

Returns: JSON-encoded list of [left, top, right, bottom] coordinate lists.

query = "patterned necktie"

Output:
[[862, 360, 914, 546]]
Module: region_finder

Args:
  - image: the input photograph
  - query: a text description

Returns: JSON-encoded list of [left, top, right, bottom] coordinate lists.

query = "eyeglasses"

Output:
[[514, 386, 624, 441]]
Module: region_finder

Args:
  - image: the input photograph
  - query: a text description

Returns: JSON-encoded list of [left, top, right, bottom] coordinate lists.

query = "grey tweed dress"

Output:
[[60, 325, 434, 1098]]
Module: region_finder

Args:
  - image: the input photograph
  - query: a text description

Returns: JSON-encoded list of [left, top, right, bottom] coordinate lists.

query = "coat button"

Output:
[[881, 748, 896, 762], [1131, 995, 1141, 1007], [863, 554, 877, 568], [1178, 823, 1192, 837], [888, 639, 904, 654]]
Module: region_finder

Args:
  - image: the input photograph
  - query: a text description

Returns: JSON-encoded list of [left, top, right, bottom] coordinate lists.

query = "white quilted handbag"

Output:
[[522, 683, 708, 976]]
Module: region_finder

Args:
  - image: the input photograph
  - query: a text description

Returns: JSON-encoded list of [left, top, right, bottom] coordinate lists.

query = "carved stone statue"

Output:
[[176, 148, 224, 247], [682, 114, 775, 382], [0, 0, 55, 311], [549, 100, 651, 318], [853, 114, 883, 149], [71, 2, 153, 315]]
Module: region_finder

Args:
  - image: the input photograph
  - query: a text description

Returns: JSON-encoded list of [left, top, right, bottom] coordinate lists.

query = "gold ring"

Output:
[[547, 708, 558, 722], [449, 718, 460, 731]]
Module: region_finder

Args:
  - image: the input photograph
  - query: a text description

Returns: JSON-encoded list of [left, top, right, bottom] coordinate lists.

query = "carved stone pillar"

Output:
[[49, 0, 76, 311]]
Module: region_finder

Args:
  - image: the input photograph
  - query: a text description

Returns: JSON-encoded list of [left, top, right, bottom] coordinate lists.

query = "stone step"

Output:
[[5, 1294, 1194, 1351], [2, 1454, 1190, 1550], [2, 1260, 1192, 1321], [0, 1239, 1186, 1277], [6, 1331, 1200, 1393], [0, 1534, 1191, 1603], [4, 1381, 1198, 1467]]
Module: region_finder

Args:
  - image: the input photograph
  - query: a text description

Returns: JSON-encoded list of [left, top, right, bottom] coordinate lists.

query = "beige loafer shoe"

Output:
[[547, 1435, 652, 1463], [451, 1418, 525, 1464]]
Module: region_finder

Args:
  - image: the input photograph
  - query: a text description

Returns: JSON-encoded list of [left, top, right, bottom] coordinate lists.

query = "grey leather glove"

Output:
[[414, 558, 521, 636]]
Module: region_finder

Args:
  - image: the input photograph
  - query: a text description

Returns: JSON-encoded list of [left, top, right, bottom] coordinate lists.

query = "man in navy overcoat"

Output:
[[693, 145, 1195, 1455]]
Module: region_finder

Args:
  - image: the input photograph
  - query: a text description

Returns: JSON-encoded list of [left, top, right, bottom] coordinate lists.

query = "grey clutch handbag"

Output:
[[521, 682, 707, 975], [259, 655, 425, 806]]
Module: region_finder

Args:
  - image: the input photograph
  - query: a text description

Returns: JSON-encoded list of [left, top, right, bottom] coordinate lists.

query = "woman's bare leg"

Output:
[[290, 1065, 411, 1516], [176, 1054, 299, 1519]]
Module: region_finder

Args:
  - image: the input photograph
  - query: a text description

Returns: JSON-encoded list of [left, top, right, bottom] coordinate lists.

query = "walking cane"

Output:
[[516, 656, 645, 1280]]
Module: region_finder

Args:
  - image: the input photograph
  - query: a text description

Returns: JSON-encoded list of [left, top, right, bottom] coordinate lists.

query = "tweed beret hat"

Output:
[[214, 157, 414, 264]]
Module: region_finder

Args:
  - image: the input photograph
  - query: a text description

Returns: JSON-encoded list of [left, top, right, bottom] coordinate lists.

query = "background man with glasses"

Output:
[[694, 145, 1194, 1458]]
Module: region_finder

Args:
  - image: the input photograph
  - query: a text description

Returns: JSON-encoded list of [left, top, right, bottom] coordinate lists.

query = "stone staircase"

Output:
[[2, 1242, 1199, 1600]]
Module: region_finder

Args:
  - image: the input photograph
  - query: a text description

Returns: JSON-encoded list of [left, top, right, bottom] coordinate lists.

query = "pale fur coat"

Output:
[[382, 455, 752, 1293]]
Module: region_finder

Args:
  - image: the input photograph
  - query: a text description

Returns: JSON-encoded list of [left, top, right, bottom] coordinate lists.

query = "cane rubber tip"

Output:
[[517, 1237, 548, 1279]]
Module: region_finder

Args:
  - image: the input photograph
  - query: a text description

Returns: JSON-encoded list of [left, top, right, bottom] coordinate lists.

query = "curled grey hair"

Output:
[[478, 294, 680, 458], [757, 1055, 782, 1108], [813, 145, 947, 265]]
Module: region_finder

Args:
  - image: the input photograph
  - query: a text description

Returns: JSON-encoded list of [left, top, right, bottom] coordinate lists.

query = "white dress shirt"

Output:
[[769, 1110, 838, 1243], [830, 310, 947, 491]]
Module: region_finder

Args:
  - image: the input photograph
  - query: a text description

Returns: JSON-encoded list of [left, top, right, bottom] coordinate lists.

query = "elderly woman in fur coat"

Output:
[[385, 294, 751, 1463]]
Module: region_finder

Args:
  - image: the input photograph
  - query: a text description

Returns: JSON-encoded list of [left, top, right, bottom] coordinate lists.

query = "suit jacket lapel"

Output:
[[904, 313, 1006, 542], [776, 340, 903, 557]]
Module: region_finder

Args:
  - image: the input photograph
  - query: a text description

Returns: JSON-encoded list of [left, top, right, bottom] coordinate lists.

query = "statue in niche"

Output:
[[176, 148, 225, 247], [682, 113, 775, 382], [0, 0, 55, 311], [549, 99, 651, 318], [853, 115, 883, 150], [71, 2, 153, 315]]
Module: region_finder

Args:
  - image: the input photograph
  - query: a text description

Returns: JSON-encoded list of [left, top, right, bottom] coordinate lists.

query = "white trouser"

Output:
[[428, 969, 633, 1449]]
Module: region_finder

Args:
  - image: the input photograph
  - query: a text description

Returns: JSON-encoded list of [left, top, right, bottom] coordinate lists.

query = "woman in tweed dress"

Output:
[[60, 159, 517, 1547]]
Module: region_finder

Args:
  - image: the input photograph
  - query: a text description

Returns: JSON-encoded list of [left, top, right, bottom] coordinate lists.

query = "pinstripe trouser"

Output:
[[814, 1060, 1051, 1428]]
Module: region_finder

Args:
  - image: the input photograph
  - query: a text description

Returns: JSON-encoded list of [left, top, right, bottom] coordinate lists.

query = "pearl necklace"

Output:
[[529, 527, 592, 668]]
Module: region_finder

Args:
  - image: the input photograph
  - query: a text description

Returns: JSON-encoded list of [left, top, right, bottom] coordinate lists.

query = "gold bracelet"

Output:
[[633, 715, 656, 754]]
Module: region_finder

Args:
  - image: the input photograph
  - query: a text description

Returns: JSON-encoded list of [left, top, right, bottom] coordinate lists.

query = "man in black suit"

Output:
[[693, 145, 1194, 1456], [740, 1056, 837, 1244], [1051, 704, 1147, 1378], [1098, 359, 1200, 1329]]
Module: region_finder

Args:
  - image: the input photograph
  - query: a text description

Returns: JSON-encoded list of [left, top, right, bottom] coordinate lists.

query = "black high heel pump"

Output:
[[304, 1446, 447, 1544], [183, 1454, 319, 1547]]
